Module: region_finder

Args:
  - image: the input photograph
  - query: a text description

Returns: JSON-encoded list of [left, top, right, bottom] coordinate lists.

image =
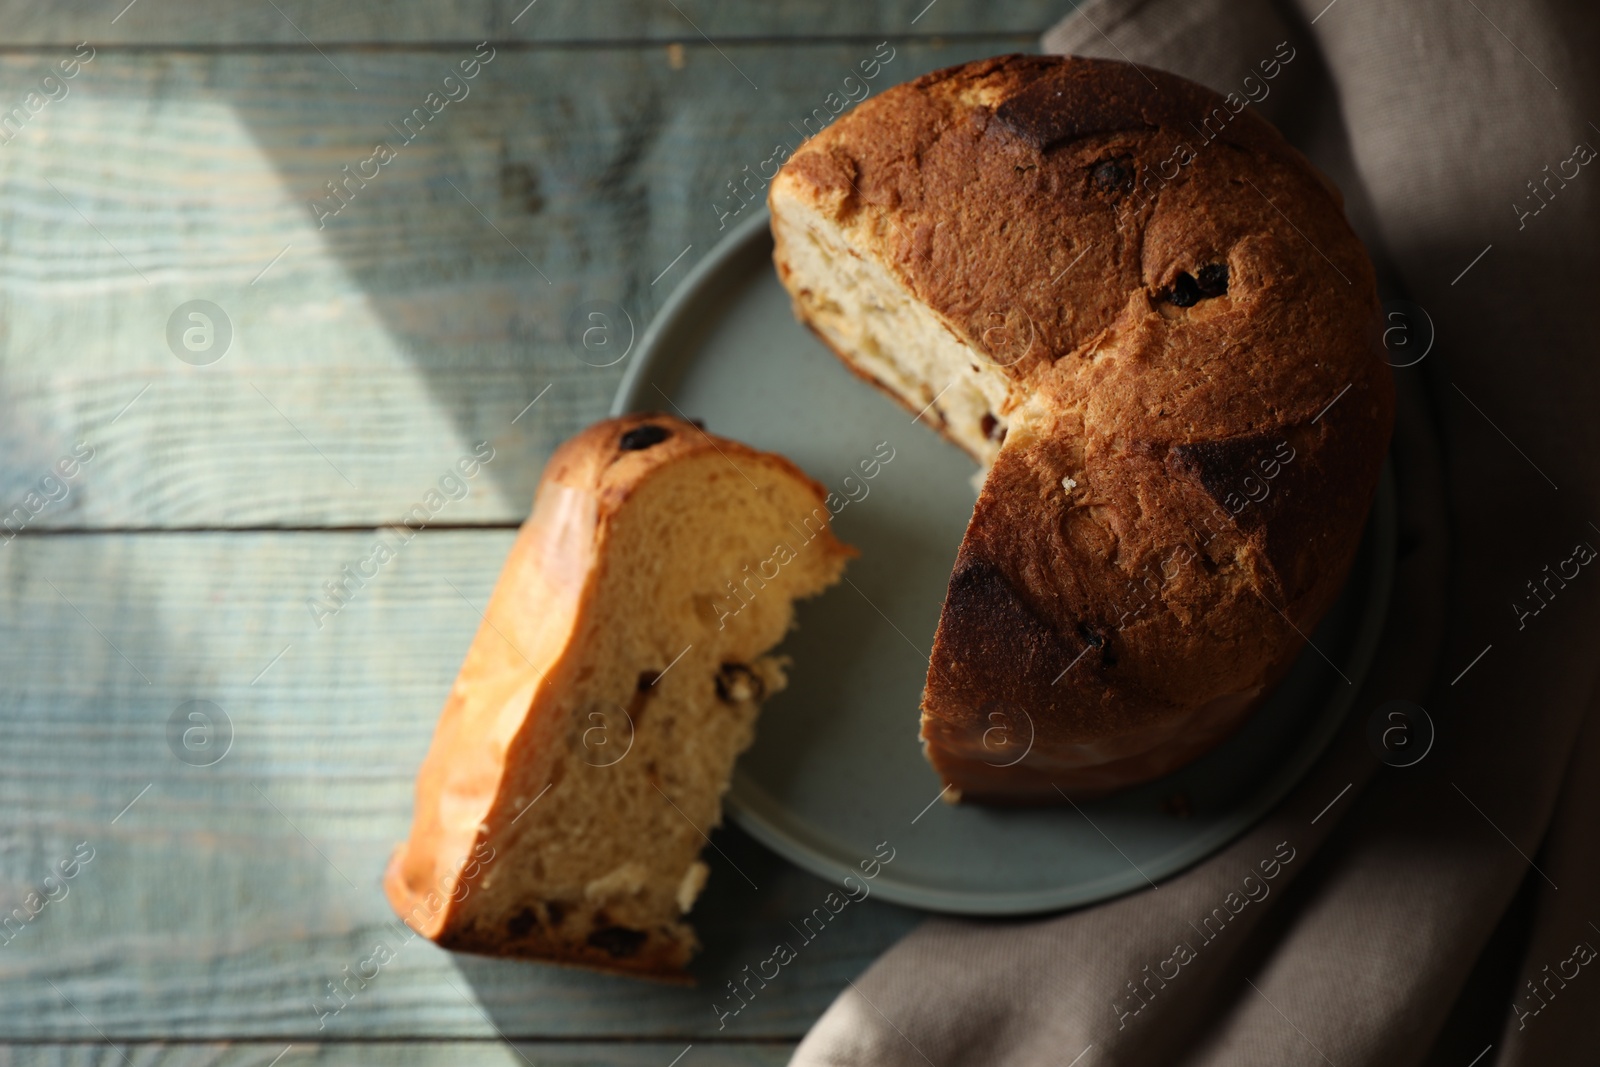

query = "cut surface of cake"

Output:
[[384, 413, 853, 978]]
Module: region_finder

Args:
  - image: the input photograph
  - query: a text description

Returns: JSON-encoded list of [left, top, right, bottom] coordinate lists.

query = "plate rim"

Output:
[[613, 207, 1398, 915], [610, 208, 776, 420]]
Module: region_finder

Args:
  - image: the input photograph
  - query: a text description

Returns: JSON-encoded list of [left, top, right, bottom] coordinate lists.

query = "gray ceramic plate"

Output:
[[613, 209, 1395, 915]]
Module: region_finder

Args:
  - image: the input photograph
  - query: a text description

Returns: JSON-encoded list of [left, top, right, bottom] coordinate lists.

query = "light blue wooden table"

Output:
[[0, 3, 1063, 1063]]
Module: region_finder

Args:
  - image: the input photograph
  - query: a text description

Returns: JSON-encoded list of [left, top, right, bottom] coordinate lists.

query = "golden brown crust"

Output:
[[544, 411, 833, 515], [773, 55, 1394, 797], [384, 413, 846, 978]]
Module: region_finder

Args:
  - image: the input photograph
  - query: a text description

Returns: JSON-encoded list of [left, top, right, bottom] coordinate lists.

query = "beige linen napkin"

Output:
[[791, 1, 1600, 1063]]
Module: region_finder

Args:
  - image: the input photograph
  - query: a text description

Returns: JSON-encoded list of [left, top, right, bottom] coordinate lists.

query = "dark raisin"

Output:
[[619, 424, 671, 451], [506, 907, 537, 938], [1162, 792, 1193, 818], [544, 901, 567, 927], [1076, 622, 1115, 666], [1166, 264, 1228, 307], [588, 926, 647, 958], [1090, 156, 1134, 195], [1166, 272, 1201, 307], [1196, 262, 1229, 297], [628, 681, 654, 726], [980, 413, 998, 440], [715, 663, 765, 703]]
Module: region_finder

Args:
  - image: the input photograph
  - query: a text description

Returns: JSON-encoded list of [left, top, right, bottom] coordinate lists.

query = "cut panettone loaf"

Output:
[[770, 55, 1394, 801], [383, 413, 853, 978]]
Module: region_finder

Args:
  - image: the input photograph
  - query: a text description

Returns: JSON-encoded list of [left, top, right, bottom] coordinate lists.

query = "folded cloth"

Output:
[[790, 1, 1600, 1063]]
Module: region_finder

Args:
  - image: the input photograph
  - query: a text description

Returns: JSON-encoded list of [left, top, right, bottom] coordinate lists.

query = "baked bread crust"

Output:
[[770, 55, 1393, 799], [384, 413, 853, 976]]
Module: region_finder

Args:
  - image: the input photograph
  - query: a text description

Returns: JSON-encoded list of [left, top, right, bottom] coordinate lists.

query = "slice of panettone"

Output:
[[384, 413, 853, 979]]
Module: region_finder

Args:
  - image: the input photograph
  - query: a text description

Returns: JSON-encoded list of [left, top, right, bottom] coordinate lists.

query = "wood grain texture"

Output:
[[0, 1, 1061, 46], [0, 1043, 790, 1066], [0, 39, 1030, 530], [0, 9, 1055, 1049], [0, 531, 921, 1039]]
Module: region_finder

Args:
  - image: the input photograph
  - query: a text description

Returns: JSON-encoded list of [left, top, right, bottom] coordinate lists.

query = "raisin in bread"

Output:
[[769, 55, 1393, 801], [384, 413, 854, 977]]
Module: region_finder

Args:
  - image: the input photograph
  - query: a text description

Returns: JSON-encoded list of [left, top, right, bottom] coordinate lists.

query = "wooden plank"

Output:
[[0, 1043, 790, 1066], [0, 2, 1060, 46], [0, 38, 1029, 531], [0, 530, 922, 1040]]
